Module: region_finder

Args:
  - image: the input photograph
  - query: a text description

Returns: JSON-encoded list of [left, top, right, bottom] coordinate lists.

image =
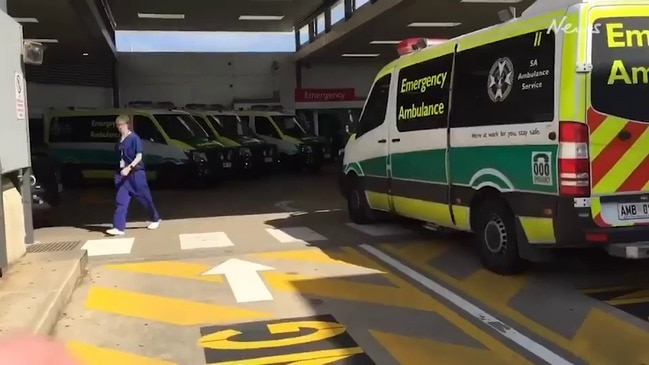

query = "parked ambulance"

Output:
[[341, 0, 649, 274]]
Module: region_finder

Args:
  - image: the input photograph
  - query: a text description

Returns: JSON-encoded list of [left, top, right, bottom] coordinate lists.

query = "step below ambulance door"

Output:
[[587, 6, 649, 227]]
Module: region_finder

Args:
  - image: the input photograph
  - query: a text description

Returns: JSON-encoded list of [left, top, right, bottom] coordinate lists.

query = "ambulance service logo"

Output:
[[487, 57, 514, 102]]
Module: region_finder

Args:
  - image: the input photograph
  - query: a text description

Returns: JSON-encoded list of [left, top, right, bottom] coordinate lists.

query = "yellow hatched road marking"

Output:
[[381, 242, 649, 364], [607, 297, 649, 306], [371, 330, 521, 365], [611, 288, 649, 301], [250, 248, 380, 269], [594, 127, 649, 192], [581, 285, 644, 295], [85, 286, 271, 326], [260, 246, 530, 363], [67, 341, 177, 365], [207, 348, 364, 365], [104, 261, 224, 283], [589, 116, 625, 160]]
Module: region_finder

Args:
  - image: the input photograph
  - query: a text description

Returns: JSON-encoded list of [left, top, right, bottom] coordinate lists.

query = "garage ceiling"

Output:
[[106, 0, 325, 31], [8, 0, 538, 68], [299, 0, 538, 63], [8, 0, 114, 64]]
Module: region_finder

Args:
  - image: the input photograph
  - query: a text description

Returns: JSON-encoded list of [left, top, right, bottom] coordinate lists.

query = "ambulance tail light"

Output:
[[558, 121, 590, 197]]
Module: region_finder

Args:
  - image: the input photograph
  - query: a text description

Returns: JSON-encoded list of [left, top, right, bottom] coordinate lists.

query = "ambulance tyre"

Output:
[[157, 163, 181, 189], [306, 164, 322, 174], [473, 199, 528, 275], [61, 164, 84, 188], [347, 178, 377, 225]]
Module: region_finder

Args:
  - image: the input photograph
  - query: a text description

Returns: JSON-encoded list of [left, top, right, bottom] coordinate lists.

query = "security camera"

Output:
[[23, 40, 44, 65]]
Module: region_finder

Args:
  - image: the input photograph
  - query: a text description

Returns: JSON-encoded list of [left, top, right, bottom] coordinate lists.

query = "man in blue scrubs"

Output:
[[106, 115, 161, 236]]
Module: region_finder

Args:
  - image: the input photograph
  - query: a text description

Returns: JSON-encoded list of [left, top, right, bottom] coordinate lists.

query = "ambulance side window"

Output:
[[451, 30, 555, 127], [255, 117, 281, 138], [133, 115, 165, 144], [396, 54, 453, 132], [357, 74, 391, 137]]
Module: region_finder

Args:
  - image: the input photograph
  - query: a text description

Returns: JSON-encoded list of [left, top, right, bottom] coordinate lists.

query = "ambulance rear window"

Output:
[[591, 16, 649, 122]]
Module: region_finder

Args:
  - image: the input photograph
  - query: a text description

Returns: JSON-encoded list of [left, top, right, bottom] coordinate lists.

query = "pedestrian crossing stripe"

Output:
[[76, 223, 417, 257]]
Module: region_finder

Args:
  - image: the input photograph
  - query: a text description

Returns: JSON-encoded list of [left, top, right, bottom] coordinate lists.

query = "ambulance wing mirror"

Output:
[[23, 40, 44, 65]]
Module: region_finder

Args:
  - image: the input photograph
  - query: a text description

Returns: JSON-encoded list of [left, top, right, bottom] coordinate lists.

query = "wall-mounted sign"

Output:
[[14, 71, 26, 120], [295, 88, 356, 102]]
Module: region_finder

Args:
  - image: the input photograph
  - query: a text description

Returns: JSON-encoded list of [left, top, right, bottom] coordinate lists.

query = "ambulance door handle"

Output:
[[378, 139, 387, 143], [391, 138, 401, 143]]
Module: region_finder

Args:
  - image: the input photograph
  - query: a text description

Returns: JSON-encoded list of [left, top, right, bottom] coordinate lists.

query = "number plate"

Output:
[[223, 162, 232, 168], [264, 157, 273, 162], [324, 153, 331, 158], [618, 202, 649, 220]]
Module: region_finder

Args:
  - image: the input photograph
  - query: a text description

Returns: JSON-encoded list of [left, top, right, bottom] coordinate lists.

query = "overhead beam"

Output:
[[294, 0, 406, 61], [68, 0, 116, 57]]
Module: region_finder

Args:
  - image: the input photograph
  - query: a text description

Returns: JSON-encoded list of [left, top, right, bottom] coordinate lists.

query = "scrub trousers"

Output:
[[113, 169, 160, 231]]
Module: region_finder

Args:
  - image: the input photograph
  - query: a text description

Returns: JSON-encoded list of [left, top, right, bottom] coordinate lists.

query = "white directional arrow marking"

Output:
[[202, 258, 275, 303]]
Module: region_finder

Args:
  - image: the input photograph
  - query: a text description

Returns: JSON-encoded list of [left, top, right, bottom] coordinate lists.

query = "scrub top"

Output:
[[117, 133, 145, 171]]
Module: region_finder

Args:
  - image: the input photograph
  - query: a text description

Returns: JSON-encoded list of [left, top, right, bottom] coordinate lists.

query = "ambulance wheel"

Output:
[[347, 180, 376, 224], [306, 164, 322, 174], [473, 199, 528, 275], [157, 164, 181, 189], [60, 164, 84, 188]]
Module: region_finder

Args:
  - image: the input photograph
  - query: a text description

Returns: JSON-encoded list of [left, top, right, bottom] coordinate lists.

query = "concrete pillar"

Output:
[[0, 175, 27, 264], [0, 0, 6, 12]]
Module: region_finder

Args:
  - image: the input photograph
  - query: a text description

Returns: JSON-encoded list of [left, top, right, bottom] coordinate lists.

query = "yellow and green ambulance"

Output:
[[184, 106, 278, 175], [45, 107, 239, 187], [341, 0, 649, 274]]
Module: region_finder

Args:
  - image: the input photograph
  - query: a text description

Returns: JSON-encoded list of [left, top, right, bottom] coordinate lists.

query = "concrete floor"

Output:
[[36, 168, 649, 364]]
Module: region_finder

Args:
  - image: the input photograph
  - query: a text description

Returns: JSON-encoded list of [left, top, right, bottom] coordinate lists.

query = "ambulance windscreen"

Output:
[[591, 16, 649, 122]]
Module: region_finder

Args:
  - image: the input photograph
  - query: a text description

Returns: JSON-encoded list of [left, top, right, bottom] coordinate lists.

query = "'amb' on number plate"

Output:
[[618, 202, 649, 220]]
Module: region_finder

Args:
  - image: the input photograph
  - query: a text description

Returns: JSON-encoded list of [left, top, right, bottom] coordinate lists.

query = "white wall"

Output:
[[300, 63, 382, 98], [118, 53, 296, 109], [117, 53, 382, 108], [27, 83, 113, 110]]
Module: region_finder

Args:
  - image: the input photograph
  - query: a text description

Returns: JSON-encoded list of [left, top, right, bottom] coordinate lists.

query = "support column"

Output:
[[0, 0, 7, 13], [112, 58, 120, 107], [295, 61, 302, 88], [344, 0, 353, 20]]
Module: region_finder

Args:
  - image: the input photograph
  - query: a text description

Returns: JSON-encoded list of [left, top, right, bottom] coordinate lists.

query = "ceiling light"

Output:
[[370, 40, 401, 45], [461, 0, 522, 2], [408, 22, 461, 27], [341, 53, 379, 57], [239, 15, 285, 20], [13, 17, 39, 23], [82, 52, 89, 56], [25, 38, 58, 43], [137, 13, 185, 19]]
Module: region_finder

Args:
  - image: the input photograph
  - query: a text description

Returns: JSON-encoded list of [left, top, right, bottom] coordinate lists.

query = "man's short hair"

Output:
[[115, 115, 132, 128]]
